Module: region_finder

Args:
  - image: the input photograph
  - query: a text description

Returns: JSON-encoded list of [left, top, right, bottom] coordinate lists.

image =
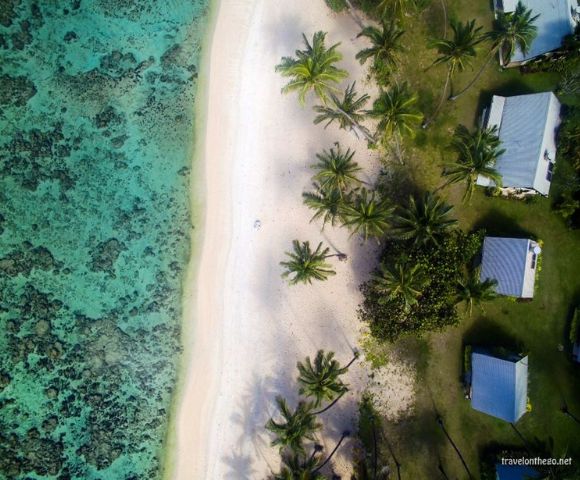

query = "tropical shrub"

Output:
[[553, 106, 580, 226], [324, 0, 348, 12], [359, 230, 484, 342]]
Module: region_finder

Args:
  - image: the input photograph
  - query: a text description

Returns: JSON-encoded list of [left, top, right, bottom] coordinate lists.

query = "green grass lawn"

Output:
[[366, 0, 580, 477]]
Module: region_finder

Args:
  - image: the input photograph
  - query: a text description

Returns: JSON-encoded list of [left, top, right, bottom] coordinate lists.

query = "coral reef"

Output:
[[0, 0, 208, 478]]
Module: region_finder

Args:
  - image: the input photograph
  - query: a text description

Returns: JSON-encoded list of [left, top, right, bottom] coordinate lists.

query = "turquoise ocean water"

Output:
[[0, 1, 209, 478]]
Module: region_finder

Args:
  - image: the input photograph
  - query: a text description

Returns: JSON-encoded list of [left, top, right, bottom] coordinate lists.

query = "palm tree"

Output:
[[366, 82, 422, 161], [372, 255, 427, 310], [312, 144, 362, 195], [342, 188, 394, 241], [376, 0, 417, 18], [272, 451, 326, 480], [303, 185, 346, 229], [281, 241, 337, 285], [313, 431, 351, 473], [450, 2, 539, 99], [424, 19, 483, 127], [297, 350, 358, 408], [393, 192, 457, 246], [442, 125, 504, 201], [313, 83, 372, 141], [276, 31, 349, 105], [356, 20, 404, 83], [266, 397, 321, 454], [456, 269, 498, 316]]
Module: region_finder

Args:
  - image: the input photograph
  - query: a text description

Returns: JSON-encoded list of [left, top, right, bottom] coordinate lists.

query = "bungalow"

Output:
[[471, 349, 529, 423], [493, 0, 578, 66], [480, 237, 541, 299], [496, 464, 542, 480], [477, 92, 561, 197]]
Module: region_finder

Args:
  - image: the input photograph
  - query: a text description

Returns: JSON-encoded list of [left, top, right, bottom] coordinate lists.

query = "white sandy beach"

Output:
[[170, 1, 415, 478]]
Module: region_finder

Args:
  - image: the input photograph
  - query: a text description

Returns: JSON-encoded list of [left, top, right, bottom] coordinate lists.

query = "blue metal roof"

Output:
[[496, 464, 541, 480], [471, 351, 528, 422], [480, 237, 530, 297], [495, 92, 559, 195], [510, 0, 575, 63]]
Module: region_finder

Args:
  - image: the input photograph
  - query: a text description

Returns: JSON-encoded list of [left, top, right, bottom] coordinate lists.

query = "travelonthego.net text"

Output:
[[501, 457, 573, 466]]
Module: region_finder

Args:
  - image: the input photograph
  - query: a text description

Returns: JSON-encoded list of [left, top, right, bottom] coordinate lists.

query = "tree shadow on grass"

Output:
[[463, 318, 525, 354], [472, 208, 536, 239]]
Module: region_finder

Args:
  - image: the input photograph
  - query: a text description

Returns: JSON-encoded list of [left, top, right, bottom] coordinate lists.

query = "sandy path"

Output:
[[171, 1, 387, 478]]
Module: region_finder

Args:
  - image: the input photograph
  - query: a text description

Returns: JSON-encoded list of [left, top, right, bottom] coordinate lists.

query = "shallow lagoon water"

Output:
[[0, 1, 208, 478]]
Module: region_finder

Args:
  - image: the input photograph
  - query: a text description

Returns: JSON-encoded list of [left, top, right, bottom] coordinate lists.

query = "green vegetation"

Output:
[[275, 31, 348, 105], [277, 0, 580, 476], [360, 229, 484, 341], [366, 82, 422, 159], [553, 106, 580, 226], [426, 19, 484, 125], [442, 124, 504, 201], [342, 188, 394, 240], [392, 192, 457, 246], [266, 397, 322, 454], [451, 1, 539, 98], [266, 350, 357, 479], [280, 240, 337, 284], [311, 144, 362, 195], [356, 20, 404, 85], [456, 267, 498, 316], [313, 82, 371, 136]]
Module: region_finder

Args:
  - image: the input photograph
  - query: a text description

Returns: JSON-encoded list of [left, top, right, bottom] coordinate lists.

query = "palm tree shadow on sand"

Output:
[[225, 370, 296, 479]]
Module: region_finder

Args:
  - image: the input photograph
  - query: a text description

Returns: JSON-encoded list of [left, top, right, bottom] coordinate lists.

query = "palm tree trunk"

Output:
[[314, 431, 350, 473], [510, 423, 532, 455], [436, 416, 473, 479], [335, 106, 376, 143], [393, 134, 404, 165], [313, 390, 346, 415], [422, 67, 451, 129], [344, 350, 360, 369], [344, 0, 366, 29], [433, 178, 454, 193], [449, 46, 497, 101]]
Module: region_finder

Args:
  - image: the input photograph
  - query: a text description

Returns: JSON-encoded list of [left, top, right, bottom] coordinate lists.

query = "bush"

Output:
[[359, 230, 484, 342], [324, 0, 348, 12], [553, 106, 580, 226]]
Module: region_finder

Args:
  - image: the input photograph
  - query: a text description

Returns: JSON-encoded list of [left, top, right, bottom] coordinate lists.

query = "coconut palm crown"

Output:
[[276, 31, 349, 105], [312, 144, 362, 195], [303, 184, 346, 229], [313, 82, 370, 133], [373, 255, 428, 310], [431, 19, 483, 75], [393, 192, 457, 246], [297, 350, 350, 407], [356, 20, 405, 73], [280, 240, 336, 285], [342, 188, 394, 241], [266, 397, 321, 455], [367, 82, 423, 144], [443, 124, 505, 201], [491, 1, 539, 64], [456, 268, 498, 316], [376, 0, 417, 18], [272, 451, 326, 480]]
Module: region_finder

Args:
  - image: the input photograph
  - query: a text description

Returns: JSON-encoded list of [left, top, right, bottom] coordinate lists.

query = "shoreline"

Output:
[[161, 0, 223, 477], [163, 0, 256, 478]]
